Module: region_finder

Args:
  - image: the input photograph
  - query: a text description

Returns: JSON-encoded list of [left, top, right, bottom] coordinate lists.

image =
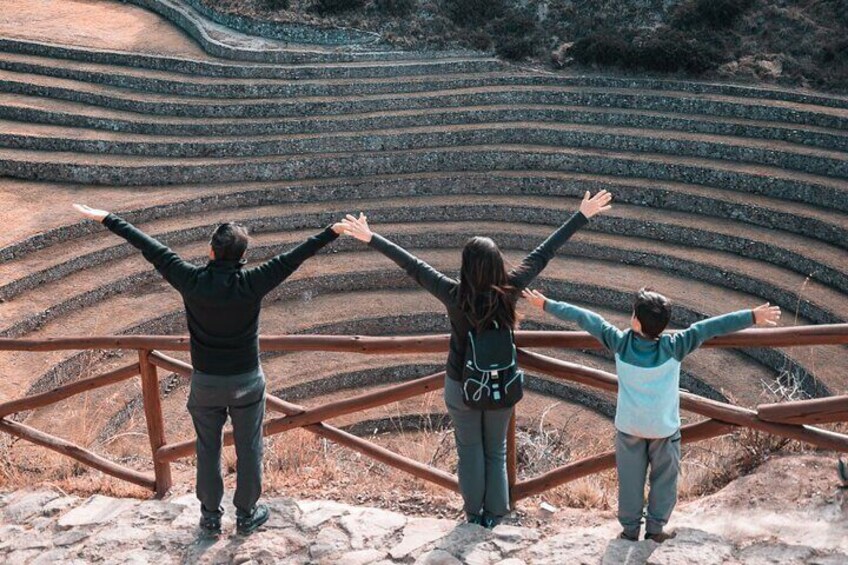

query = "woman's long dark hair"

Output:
[[458, 237, 517, 331]]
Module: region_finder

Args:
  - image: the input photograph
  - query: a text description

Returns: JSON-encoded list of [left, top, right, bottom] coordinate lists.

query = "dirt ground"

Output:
[[0, 0, 206, 57]]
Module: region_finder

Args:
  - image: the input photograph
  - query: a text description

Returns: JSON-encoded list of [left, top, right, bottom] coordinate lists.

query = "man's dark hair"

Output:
[[633, 287, 671, 339], [210, 222, 249, 261]]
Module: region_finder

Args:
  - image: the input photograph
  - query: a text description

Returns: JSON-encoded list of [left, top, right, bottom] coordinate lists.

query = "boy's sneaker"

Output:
[[645, 530, 677, 544], [481, 512, 502, 529], [465, 512, 484, 526], [237, 504, 270, 536], [618, 530, 639, 542], [199, 506, 223, 534]]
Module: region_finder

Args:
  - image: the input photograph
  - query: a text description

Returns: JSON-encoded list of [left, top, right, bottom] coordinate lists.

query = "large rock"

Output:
[[647, 528, 734, 565], [389, 517, 456, 559], [58, 495, 138, 528], [601, 538, 658, 565], [520, 530, 610, 565], [340, 506, 407, 549], [1, 490, 61, 523]]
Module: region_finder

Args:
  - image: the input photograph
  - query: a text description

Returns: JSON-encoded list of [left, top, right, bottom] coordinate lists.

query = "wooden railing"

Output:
[[0, 324, 847, 500]]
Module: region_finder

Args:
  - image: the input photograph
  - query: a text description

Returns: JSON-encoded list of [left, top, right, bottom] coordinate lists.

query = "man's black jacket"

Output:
[[104, 214, 338, 375]]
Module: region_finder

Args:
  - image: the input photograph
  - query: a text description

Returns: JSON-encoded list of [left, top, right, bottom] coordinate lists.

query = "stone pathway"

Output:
[[1, 488, 846, 564]]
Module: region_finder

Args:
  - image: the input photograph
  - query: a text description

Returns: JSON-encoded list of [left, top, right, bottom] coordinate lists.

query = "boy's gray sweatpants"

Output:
[[444, 376, 513, 518], [615, 429, 681, 537], [187, 369, 266, 517]]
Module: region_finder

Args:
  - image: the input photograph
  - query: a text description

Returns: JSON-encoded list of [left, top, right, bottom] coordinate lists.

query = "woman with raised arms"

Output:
[[339, 190, 613, 527]]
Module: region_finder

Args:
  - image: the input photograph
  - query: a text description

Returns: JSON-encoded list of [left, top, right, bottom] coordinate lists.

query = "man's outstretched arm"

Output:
[[246, 223, 343, 297], [73, 204, 195, 291]]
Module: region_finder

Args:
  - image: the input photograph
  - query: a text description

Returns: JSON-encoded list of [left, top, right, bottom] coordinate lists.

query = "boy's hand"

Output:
[[522, 289, 548, 310], [578, 190, 613, 218], [73, 204, 109, 223], [340, 213, 373, 243], [753, 303, 781, 326]]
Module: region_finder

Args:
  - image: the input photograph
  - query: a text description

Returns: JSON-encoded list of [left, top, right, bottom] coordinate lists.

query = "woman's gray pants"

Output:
[[444, 376, 514, 518], [187, 369, 266, 518], [615, 429, 682, 538]]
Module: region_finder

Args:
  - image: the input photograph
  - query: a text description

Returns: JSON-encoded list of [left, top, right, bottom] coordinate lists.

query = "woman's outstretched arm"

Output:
[[509, 190, 612, 290], [341, 213, 455, 304]]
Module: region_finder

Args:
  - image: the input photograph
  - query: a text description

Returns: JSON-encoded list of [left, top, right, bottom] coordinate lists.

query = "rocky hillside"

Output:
[[1, 454, 846, 564], [198, 0, 848, 91]]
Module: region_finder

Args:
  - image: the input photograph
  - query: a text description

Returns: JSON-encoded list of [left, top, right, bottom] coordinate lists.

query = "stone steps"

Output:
[[3, 94, 846, 154], [2, 198, 845, 335], [2, 69, 846, 128], [4, 173, 845, 265], [4, 36, 848, 109], [2, 220, 845, 348], [2, 119, 845, 179], [1, 146, 845, 213], [0, 38, 504, 79]]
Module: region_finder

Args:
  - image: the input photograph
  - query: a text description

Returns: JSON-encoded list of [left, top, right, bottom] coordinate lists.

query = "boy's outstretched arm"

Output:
[[73, 204, 195, 291], [671, 302, 781, 360], [523, 289, 623, 352]]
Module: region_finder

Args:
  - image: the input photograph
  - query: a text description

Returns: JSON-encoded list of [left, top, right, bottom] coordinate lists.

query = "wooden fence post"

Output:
[[507, 411, 517, 507], [139, 349, 172, 497]]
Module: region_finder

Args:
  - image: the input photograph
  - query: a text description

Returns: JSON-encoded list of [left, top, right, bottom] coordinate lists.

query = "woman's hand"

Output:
[[331, 222, 346, 235], [522, 289, 548, 310], [578, 190, 613, 218], [752, 303, 781, 326], [73, 203, 109, 223], [340, 213, 373, 243]]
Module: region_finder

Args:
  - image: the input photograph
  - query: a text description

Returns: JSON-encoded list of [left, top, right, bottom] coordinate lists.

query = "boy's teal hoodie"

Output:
[[543, 301, 754, 439]]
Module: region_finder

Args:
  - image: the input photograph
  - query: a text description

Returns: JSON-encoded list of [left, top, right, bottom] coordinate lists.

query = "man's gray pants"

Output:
[[615, 429, 681, 537], [444, 376, 513, 518], [187, 369, 265, 518]]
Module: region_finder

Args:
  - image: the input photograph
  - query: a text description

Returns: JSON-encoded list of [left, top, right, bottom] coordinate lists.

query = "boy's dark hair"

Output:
[[210, 223, 249, 261], [633, 288, 671, 338]]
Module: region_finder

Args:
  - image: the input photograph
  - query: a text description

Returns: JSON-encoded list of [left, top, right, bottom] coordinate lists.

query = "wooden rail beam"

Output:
[[157, 371, 446, 463], [0, 362, 139, 418], [0, 324, 845, 352], [758, 395, 848, 426], [513, 419, 734, 501], [148, 350, 192, 377], [0, 418, 155, 490], [138, 350, 172, 497]]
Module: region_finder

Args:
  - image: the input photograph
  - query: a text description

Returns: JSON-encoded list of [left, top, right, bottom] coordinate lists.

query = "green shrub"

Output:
[[263, 0, 290, 9], [569, 33, 631, 67], [373, 0, 415, 16], [443, 0, 503, 27], [635, 30, 720, 73], [491, 10, 540, 60], [313, 0, 364, 14], [673, 0, 755, 29], [569, 29, 721, 74]]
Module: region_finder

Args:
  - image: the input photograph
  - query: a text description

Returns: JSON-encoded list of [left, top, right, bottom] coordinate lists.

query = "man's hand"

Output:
[[340, 213, 373, 243], [522, 289, 548, 310], [578, 190, 613, 218], [73, 204, 109, 223], [752, 302, 781, 326], [331, 222, 346, 235]]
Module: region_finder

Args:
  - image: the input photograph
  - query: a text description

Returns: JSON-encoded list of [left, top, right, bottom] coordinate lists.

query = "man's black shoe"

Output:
[[237, 504, 270, 535], [199, 506, 223, 534]]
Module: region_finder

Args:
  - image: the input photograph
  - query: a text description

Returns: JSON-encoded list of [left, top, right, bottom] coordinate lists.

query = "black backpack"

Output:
[[461, 322, 524, 409]]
